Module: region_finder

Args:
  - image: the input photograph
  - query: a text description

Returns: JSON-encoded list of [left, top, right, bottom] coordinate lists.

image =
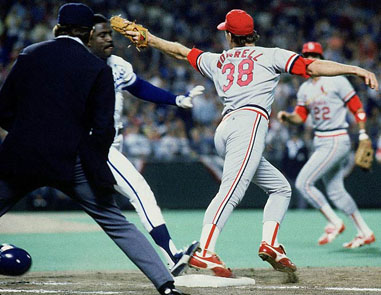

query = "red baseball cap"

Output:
[[302, 42, 324, 55], [217, 9, 254, 35]]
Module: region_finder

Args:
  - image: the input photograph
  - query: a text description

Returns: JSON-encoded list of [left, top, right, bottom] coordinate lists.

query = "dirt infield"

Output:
[[0, 267, 380, 295]]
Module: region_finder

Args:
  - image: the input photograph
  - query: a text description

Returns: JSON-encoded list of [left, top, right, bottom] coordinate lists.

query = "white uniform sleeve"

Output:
[[108, 55, 137, 90], [272, 47, 300, 74], [197, 52, 220, 80], [335, 76, 356, 103]]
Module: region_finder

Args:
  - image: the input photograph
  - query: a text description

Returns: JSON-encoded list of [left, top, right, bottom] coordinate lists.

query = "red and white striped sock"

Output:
[[262, 221, 280, 247], [199, 223, 220, 257]]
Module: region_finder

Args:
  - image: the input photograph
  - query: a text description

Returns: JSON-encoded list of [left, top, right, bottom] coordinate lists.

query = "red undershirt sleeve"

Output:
[[289, 56, 315, 78], [347, 94, 366, 122], [294, 105, 309, 122], [187, 48, 204, 72]]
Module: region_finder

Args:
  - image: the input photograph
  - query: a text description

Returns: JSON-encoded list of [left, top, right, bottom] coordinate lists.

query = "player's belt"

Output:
[[314, 129, 348, 137], [223, 104, 269, 121]]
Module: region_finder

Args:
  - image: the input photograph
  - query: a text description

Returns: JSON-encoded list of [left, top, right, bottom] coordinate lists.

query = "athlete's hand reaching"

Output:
[[176, 85, 205, 109], [353, 67, 379, 91], [277, 111, 289, 124], [277, 111, 304, 125]]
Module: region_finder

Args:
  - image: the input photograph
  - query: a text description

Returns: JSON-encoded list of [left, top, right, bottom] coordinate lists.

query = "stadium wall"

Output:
[[11, 160, 381, 211]]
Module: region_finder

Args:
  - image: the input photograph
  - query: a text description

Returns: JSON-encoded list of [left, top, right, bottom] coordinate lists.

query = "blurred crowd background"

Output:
[[1, 0, 381, 209]]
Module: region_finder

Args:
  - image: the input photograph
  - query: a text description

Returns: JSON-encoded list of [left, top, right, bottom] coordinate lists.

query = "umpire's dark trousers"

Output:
[[0, 159, 173, 289]]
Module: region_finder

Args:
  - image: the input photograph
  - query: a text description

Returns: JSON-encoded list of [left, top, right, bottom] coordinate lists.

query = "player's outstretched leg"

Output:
[[322, 168, 376, 249], [254, 158, 296, 273], [108, 147, 198, 275]]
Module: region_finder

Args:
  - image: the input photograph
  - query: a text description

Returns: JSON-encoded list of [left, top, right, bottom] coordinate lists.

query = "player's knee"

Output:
[[331, 195, 357, 215], [275, 180, 291, 199], [328, 188, 352, 205], [326, 189, 342, 202], [295, 177, 304, 193]]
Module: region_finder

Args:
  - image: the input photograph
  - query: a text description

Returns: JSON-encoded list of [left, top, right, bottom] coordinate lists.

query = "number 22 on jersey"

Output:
[[222, 58, 254, 92], [313, 106, 331, 121]]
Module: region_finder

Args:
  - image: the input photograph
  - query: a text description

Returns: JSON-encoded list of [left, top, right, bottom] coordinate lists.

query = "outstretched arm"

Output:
[[126, 29, 191, 60], [148, 32, 191, 60], [307, 60, 378, 90], [124, 76, 204, 108]]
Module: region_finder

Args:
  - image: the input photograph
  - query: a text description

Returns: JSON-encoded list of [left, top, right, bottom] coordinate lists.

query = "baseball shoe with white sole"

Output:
[[189, 249, 233, 278], [258, 242, 297, 273], [160, 287, 183, 295], [343, 233, 375, 249], [170, 241, 200, 277], [318, 223, 345, 245]]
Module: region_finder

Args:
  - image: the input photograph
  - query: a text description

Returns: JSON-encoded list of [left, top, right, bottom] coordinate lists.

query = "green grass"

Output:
[[1, 209, 380, 271]]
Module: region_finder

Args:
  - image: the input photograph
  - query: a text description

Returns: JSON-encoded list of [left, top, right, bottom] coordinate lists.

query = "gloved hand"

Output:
[[175, 85, 205, 109], [355, 130, 374, 170], [110, 15, 148, 51]]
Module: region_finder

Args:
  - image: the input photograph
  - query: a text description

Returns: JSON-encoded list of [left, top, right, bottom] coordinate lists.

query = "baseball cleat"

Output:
[[161, 287, 183, 295], [343, 233, 375, 249], [318, 223, 345, 245], [170, 241, 200, 277], [258, 241, 297, 273], [189, 249, 233, 278]]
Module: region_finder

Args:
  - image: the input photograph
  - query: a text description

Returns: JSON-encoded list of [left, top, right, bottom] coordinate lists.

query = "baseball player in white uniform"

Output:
[[88, 14, 201, 277], [278, 42, 375, 249], [125, 9, 378, 277]]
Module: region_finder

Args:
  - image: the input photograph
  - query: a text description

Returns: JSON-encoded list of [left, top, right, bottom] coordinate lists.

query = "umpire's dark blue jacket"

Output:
[[0, 37, 116, 187]]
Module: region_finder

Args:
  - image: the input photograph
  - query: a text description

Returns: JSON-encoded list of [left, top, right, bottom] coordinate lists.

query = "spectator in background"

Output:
[[123, 124, 152, 158], [1, 0, 381, 160], [192, 92, 219, 126], [189, 126, 215, 156]]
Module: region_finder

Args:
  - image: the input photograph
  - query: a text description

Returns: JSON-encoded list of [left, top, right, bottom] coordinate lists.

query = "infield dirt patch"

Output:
[[0, 267, 380, 295]]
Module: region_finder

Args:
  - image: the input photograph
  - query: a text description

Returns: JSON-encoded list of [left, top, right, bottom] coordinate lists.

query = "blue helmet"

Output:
[[0, 244, 32, 276]]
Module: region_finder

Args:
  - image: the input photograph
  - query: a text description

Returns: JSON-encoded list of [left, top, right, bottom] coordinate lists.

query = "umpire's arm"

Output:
[[87, 65, 116, 156]]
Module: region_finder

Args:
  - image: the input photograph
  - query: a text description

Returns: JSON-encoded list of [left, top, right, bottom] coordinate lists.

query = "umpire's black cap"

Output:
[[57, 3, 94, 28]]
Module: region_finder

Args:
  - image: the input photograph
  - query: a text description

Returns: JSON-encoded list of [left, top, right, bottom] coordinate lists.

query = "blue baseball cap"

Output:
[[57, 3, 94, 28]]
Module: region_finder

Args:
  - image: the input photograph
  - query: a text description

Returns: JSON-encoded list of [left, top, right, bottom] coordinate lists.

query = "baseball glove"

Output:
[[355, 139, 374, 170], [110, 15, 148, 50]]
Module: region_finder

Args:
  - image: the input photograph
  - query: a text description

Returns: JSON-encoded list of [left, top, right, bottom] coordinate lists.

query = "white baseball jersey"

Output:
[[107, 55, 137, 138], [187, 46, 310, 254], [194, 46, 301, 115], [296, 76, 355, 131], [105, 56, 181, 268]]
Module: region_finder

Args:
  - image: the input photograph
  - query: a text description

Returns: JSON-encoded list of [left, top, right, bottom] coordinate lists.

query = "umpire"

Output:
[[0, 3, 181, 295]]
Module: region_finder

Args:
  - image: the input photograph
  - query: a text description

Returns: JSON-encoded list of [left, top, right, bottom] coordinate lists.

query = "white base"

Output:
[[174, 274, 256, 287]]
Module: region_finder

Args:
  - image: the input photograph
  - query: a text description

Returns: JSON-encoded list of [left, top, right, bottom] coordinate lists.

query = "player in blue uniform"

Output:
[[88, 14, 201, 276]]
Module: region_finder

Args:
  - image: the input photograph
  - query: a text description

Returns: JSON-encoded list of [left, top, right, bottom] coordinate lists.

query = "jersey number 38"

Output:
[[222, 59, 254, 92]]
